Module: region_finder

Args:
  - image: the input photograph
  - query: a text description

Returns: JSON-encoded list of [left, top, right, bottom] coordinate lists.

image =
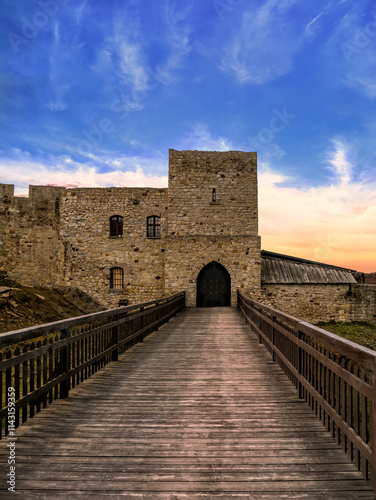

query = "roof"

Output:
[[261, 250, 358, 284]]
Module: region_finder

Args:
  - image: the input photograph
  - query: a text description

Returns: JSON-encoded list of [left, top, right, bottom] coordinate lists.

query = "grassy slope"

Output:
[[316, 321, 376, 351]]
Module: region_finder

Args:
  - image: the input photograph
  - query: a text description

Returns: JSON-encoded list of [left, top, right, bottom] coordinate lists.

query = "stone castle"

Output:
[[0, 150, 375, 323]]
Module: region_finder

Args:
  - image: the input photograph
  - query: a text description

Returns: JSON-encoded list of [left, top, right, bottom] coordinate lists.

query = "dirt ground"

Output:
[[0, 278, 104, 333]]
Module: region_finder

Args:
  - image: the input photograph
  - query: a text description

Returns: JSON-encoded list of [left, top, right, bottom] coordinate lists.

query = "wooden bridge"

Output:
[[1, 291, 376, 498]]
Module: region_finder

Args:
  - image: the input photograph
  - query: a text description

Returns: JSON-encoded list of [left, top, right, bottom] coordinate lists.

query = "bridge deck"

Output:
[[1, 308, 374, 499]]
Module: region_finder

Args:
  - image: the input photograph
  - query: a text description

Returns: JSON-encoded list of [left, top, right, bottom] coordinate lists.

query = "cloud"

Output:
[[325, 6, 376, 99], [303, 9, 326, 40], [0, 151, 168, 196], [343, 65, 376, 99], [180, 124, 235, 151], [117, 41, 150, 89], [326, 138, 352, 184], [73, 0, 89, 25], [259, 139, 376, 272], [219, 0, 302, 84], [89, 49, 112, 74], [158, 3, 193, 81], [91, 2, 193, 94]]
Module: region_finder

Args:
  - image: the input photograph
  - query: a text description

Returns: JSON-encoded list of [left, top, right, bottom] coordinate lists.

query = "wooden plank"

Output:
[[0, 308, 373, 497]]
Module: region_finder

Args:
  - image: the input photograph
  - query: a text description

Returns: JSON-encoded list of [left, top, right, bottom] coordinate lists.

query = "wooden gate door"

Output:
[[196, 262, 231, 307]]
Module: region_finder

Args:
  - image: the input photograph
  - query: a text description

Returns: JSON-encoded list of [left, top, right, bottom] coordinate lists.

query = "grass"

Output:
[[316, 321, 376, 351]]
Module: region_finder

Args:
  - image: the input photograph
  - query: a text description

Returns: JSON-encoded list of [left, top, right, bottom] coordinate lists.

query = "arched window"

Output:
[[147, 215, 161, 238], [110, 267, 123, 290], [110, 215, 123, 237]]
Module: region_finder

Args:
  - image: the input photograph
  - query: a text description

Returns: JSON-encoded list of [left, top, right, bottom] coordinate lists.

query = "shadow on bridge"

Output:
[[0, 292, 375, 498]]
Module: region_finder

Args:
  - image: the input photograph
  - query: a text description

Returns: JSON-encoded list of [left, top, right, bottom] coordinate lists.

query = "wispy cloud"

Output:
[[73, 0, 89, 25], [0, 150, 168, 195], [325, 6, 376, 99], [158, 2, 193, 81], [179, 124, 235, 151], [117, 40, 150, 89], [304, 11, 324, 34], [219, 0, 303, 84], [303, 8, 327, 41], [90, 1, 193, 94], [326, 138, 352, 185]]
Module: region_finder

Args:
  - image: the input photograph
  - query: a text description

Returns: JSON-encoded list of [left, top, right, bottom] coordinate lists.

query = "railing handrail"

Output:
[[0, 291, 186, 437], [0, 292, 185, 348], [239, 291, 376, 369], [237, 289, 376, 487]]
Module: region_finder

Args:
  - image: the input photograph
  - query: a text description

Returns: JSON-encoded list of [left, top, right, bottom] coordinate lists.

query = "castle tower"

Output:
[[165, 150, 261, 306]]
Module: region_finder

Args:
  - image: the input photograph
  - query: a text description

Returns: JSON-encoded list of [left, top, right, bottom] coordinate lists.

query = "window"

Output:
[[147, 215, 161, 238], [110, 267, 123, 290], [110, 216, 123, 237]]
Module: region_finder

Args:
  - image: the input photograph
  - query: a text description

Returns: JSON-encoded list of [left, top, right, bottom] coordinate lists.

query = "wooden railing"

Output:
[[238, 290, 376, 487], [0, 292, 185, 438]]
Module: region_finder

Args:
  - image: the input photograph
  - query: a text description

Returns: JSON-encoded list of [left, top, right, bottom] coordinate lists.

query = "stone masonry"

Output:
[[263, 284, 376, 324], [0, 149, 374, 322], [0, 150, 260, 309], [165, 150, 261, 306]]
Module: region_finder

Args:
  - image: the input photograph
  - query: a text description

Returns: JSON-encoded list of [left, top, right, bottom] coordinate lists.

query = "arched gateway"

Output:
[[196, 262, 231, 307]]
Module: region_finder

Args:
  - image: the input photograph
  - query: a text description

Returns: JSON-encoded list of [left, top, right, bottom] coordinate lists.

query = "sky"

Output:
[[0, 0, 375, 272]]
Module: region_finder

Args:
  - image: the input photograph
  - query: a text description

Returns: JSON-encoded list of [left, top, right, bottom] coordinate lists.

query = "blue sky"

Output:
[[1, 0, 376, 271]]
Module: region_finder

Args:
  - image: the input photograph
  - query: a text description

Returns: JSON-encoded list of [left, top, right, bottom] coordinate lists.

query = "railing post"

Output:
[[297, 329, 304, 400], [370, 369, 376, 489], [60, 328, 70, 399], [112, 314, 119, 362], [140, 307, 144, 342], [258, 310, 262, 344], [5, 350, 12, 435], [272, 316, 276, 362]]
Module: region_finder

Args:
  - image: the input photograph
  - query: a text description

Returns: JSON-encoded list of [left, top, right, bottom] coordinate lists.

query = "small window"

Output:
[[110, 216, 123, 237], [147, 216, 161, 238], [110, 267, 123, 289], [212, 188, 216, 202]]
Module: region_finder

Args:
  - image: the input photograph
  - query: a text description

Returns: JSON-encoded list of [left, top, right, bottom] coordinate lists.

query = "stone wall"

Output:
[[166, 150, 261, 306], [59, 187, 168, 308], [167, 149, 258, 236], [262, 283, 376, 324], [365, 273, 376, 284], [350, 285, 376, 322], [0, 184, 66, 287], [165, 236, 261, 307]]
